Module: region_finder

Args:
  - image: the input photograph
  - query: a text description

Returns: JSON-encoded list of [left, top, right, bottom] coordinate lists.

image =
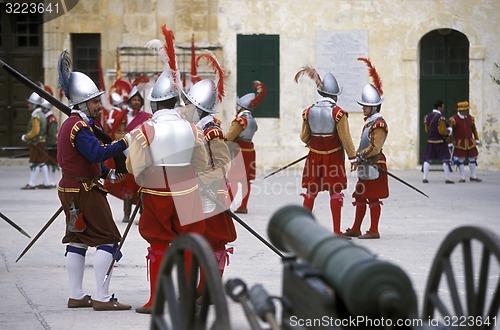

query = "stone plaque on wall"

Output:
[[316, 30, 368, 112]]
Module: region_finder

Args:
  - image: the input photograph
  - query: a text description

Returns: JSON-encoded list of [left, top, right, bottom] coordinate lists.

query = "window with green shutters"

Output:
[[237, 34, 279, 118]]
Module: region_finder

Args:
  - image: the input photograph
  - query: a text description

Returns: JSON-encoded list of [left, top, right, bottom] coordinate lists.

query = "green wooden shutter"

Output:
[[237, 34, 279, 118]]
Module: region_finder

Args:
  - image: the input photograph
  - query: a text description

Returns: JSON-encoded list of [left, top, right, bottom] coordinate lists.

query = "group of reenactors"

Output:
[[422, 100, 482, 183], [15, 20, 483, 315]]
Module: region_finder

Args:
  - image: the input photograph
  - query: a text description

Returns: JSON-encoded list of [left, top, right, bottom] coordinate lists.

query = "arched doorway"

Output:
[[418, 29, 469, 164]]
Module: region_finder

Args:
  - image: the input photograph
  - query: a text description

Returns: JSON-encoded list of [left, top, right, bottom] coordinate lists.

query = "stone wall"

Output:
[[42, 0, 500, 170]]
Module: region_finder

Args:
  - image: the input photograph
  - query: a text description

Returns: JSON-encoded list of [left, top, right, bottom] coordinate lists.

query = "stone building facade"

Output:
[[40, 0, 500, 170]]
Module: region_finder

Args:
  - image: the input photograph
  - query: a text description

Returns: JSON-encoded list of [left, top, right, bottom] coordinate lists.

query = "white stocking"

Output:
[[442, 163, 452, 180], [469, 158, 477, 179], [40, 164, 50, 186], [66, 244, 87, 300], [28, 166, 40, 187], [94, 246, 113, 302], [422, 161, 430, 180]]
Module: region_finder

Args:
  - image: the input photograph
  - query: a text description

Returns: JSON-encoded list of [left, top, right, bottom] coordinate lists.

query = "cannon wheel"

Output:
[[422, 226, 500, 329], [150, 233, 231, 330]]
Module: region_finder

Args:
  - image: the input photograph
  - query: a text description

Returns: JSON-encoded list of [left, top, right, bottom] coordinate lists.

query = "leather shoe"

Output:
[[68, 295, 93, 308], [21, 184, 36, 190], [470, 177, 482, 182], [445, 180, 455, 184], [358, 231, 380, 239], [422, 179, 429, 183], [459, 179, 466, 183], [343, 228, 362, 237], [135, 305, 152, 314], [235, 208, 248, 214], [336, 233, 352, 240], [92, 295, 131, 311]]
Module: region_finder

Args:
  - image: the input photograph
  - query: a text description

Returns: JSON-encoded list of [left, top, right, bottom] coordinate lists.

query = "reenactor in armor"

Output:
[[182, 53, 237, 280], [226, 81, 266, 214], [41, 99, 59, 187], [449, 101, 482, 182], [344, 58, 389, 239], [127, 26, 208, 314], [21, 92, 51, 189], [56, 50, 131, 310], [295, 66, 357, 238], [422, 100, 454, 184]]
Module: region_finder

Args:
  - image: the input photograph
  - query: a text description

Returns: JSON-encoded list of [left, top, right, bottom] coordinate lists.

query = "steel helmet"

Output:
[[41, 99, 52, 110], [128, 86, 145, 105], [66, 72, 104, 107], [27, 92, 43, 106], [318, 72, 342, 97], [357, 84, 383, 106], [183, 79, 218, 114], [237, 93, 255, 110], [357, 57, 384, 107], [110, 92, 125, 106], [149, 71, 178, 103], [237, 81, 266, 111]]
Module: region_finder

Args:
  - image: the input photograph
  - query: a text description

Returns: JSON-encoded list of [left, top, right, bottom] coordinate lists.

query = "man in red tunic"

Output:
[[295, 66, 357, 237], [182, 53, 236, 279], [225, 81, 266, 214], [127, 27, 208, 314], [57, 50, 131, 310], [344, 58, 389, 239], [449, 101, 482, 182]]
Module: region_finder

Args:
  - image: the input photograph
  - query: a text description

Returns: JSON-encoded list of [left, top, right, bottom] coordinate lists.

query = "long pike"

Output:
[[16, 206, 64, 262], [0, 211, 31, 238]]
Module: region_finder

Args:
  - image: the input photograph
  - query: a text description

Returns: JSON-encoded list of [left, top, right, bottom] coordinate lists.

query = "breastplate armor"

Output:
[[238, 110, 257, 141], [148, 109, 195, 166], [308, 100, 336, 135]]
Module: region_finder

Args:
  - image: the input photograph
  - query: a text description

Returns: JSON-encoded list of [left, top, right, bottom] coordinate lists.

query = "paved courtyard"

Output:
[[1, 160, 499, 329]]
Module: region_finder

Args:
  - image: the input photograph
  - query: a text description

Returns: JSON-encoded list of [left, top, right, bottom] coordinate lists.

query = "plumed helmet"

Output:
[[110, 92, 124, 106], [237, 81, 266, 111], [319, 72, 342, 96], [27, 92, 43, 106], [183, 79, 218, 114], [357, 57, 384, 107], [149, 71, 177, 102], [41, 99, 52, 110], [358, 84, 383, 106], [66, 72, 105, 107], [237, 93, 256, 110]]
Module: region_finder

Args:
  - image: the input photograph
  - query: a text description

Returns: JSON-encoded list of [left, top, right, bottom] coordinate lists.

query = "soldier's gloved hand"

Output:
[[21, 134, 27, 142], [475, 140, 481, 145], [448, 143, 454, 148]]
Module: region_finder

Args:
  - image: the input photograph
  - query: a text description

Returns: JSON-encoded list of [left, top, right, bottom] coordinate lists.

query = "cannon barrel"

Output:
[[268, 205, 418, 320]]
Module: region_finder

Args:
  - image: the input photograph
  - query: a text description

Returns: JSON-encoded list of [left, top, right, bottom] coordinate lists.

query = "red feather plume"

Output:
[[249, 81, 266, 109], [160, 24, 179, 88], [357, 57, 383, 95], [132, 74, 150, 87], [196, 52, 225, 102], [294, 65, 323, 89]]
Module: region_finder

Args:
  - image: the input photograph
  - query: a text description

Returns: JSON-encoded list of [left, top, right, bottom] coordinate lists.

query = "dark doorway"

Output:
[[0, 5, 43, 156], [419, 29, 469, 164]]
